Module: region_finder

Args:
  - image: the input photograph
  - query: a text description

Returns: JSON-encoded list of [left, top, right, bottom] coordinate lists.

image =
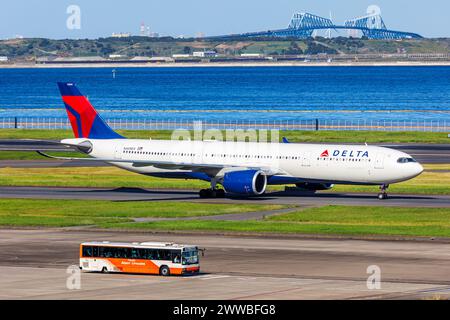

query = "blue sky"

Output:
[[0, 0, 447, 39]]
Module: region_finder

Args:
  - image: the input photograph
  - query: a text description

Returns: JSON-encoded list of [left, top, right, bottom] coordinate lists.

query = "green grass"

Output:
[[1, 198, 449, 238], [268, 206, 450, 225], [332, 168, 450, 195], [0, 129, 172, 140], [0, 198, 288, 227], [0, 166, 211, 189], [0, 164, 448, 195], [100, 206, 450, 238]]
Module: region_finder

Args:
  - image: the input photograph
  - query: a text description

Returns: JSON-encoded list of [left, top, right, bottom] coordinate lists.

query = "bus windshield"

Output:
[[182, 249, 199, 265]]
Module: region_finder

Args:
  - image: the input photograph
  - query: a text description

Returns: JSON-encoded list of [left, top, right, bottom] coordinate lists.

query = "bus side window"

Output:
[[138, 248, 147, 259], [114, 247, 129, 259], [131, 248, 140, 259], [158, 249, 171, 261], [82, 246, 93, 257], [148, 249, 157, 260], [124, 247, 131, 259], [172, 250, 181, 263], [102, 247, 113, 258], [93, 246, 99, 257]]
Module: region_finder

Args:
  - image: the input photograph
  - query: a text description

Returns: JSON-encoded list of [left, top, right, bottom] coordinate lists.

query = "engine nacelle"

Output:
[[295, 182, 334, 191], [222, 170, 267, 195]]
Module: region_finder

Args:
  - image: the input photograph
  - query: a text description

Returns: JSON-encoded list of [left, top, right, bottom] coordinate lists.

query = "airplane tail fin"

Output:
[[57, 82, 124, 139]]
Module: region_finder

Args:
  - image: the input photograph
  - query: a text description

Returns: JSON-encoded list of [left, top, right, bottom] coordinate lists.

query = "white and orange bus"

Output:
[[79, 241, 200, 276]]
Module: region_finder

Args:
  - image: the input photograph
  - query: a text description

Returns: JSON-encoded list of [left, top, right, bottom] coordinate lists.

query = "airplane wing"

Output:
[[36, 151, 285, 176]]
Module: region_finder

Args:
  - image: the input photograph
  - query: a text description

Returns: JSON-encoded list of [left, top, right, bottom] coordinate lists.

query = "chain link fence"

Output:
[[0, 117, 449, 132]]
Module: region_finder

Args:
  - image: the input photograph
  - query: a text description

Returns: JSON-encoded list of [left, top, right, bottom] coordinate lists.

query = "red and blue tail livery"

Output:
[[57, 82, 123, 139]]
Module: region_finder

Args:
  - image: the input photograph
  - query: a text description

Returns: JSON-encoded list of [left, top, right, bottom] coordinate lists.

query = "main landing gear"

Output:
[[199, 178, 226, 198], [378, 184, 389, 200], [199, 188, 226, 199]]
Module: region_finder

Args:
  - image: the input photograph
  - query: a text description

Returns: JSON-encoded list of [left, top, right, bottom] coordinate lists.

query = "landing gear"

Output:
[[199, 188, 226, 199], [199, 178, 226, 198], [378, 184, 389, 200]]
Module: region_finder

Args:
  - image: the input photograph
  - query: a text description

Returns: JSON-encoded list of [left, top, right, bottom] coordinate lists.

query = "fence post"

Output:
[[315, 118, 319, 131], [14, 117, 18, 129]]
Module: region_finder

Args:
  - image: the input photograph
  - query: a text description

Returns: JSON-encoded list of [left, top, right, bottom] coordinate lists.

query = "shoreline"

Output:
[[2, 61, 450, 69]]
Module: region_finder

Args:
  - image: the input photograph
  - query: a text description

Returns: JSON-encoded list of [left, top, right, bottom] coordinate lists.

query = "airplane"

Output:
[[36, 82, 423, 200]]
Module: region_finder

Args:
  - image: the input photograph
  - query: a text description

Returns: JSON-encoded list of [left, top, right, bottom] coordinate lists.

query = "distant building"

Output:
[[130, 56, 173, 62], [172, 54, 190, 58], [109, 54, 126, 59], [148, 57, 173, 62], [140, 22, 146, 36], [0, 56, 8, 62], [111, 32, 131, 38], [139, 22, 159, 38], [240, 53, 264, 58], [53, 56, 106, 62], [193, 51, 217, 58]]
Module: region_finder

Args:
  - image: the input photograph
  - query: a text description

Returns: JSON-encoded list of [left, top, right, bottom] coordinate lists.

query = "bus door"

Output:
[[90, 246, 102, 270], [82, 246, 100, 270]]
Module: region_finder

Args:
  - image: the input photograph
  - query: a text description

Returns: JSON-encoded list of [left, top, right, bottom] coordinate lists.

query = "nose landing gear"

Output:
[[378, 184, 389, 200]]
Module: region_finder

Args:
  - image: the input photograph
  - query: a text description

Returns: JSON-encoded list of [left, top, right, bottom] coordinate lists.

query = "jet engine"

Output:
[[222, 170, 267, 195]]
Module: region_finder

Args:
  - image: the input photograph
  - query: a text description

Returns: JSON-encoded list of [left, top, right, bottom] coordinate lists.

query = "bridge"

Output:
[[210, 9, 423, 40]]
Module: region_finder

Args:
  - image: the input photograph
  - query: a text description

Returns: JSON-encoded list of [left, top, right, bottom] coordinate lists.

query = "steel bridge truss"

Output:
[[213, 12, 422, 40]]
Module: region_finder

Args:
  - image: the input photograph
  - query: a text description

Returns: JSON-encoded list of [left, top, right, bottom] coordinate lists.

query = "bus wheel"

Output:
[[101, 267, 108, 273], [159, 265, 170, 276]]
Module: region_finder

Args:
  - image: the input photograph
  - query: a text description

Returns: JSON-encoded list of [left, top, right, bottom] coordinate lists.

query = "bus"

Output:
[[79, 241, 200, 276]]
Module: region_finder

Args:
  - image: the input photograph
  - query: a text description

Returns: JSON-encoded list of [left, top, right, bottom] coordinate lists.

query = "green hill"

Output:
[[1, 37, 449, 61]]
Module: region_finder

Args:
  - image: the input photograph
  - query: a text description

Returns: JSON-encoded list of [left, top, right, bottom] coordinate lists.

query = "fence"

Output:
[[0, 117, 449, 132]]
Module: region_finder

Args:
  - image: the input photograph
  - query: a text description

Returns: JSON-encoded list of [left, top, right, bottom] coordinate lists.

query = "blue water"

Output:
[[0, 66, 449, 121]]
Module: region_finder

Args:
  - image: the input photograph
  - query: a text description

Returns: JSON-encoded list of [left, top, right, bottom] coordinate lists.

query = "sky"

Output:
[[0, 0, 447, 39]]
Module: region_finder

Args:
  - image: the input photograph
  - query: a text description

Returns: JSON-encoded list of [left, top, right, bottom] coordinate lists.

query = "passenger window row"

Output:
[[123, 150, 301, 161], [316, 157, 371, 162]]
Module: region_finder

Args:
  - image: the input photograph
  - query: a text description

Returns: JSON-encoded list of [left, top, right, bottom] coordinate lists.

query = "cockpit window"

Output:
[[397, 157, 417, 163]]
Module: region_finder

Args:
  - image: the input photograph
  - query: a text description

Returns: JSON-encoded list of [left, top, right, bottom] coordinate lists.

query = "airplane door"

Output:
[[301, 152, 311, 167], [114, 144, 123, 160], [375, 153, 384, 169]]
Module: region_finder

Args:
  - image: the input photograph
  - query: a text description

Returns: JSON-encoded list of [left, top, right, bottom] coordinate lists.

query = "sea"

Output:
[[0, 66, 449, 122]]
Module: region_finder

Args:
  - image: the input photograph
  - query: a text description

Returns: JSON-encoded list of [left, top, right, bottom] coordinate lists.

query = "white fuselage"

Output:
[[63, 138, 423, 186]]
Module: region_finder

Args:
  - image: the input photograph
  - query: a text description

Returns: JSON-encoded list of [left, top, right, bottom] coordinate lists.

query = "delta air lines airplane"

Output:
[[39, 83, 423, 200]]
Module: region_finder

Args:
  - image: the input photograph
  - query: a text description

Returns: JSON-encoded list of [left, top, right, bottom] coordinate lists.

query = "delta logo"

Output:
[[320, 150, 329, 157], [320, 150, 369, 158]]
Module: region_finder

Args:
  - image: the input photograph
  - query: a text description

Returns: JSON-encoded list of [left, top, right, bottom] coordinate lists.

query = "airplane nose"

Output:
[[417, 163, 424, 175], [410, 163, 424, 178]]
